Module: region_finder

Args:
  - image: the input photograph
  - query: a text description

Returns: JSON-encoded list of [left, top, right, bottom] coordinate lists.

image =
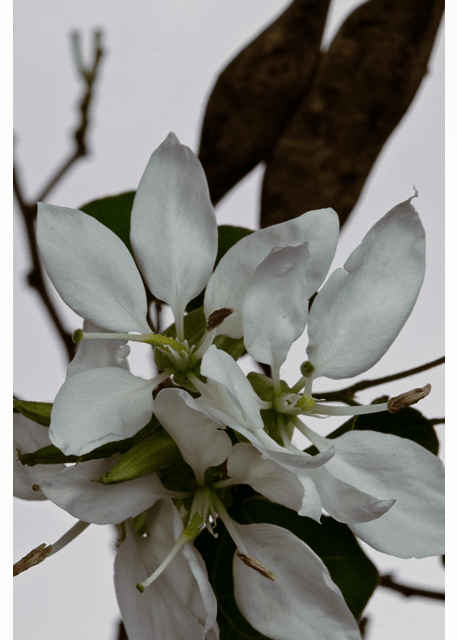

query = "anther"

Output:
[[236, 551, 275, 581], [387, 383, 431, 413]]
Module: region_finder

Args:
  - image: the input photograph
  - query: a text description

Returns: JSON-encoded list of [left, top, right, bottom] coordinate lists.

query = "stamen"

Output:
[[236, 552, 275, 581], [311, 401, 389, 416], [77, 331, 186, 353], [387, 383, 431, 413], [49, 520, 91, 556], [136, 513, 202, 592]]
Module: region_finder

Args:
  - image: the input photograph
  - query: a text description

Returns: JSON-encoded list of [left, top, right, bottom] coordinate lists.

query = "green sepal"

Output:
[[132, 512, 150, 537], [247, 372, 276, 402], [96, 430, 182, 484], [13, 399, 53, 427], [18, 416, 161, 467]]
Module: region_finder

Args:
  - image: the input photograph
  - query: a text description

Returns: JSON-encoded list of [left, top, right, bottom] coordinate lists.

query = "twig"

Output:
[[14, 31, 105, 362], [314, 357, 444, 404], [379, 574, 444, 601]]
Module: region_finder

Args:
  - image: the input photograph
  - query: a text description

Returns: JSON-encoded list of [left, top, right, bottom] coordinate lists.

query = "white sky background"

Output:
[[13, 1, 445, 639]]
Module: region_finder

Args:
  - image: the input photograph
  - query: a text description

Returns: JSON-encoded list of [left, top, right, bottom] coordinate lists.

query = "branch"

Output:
[[314, 356, 444, 404], [379, 574, 444, 601], [14, 30, 105, 362]]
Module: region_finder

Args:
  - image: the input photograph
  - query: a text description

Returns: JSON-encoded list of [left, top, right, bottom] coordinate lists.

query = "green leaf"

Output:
[[18, 416, 160, 467], [234, 497, 379, 620], [213, 335, 246, 361], [352, 405, 440, 455], [13, 399, 53, 427], [186, 225, 253, 312], [304, 405, 439, 456], [80, 191, 135, 255]]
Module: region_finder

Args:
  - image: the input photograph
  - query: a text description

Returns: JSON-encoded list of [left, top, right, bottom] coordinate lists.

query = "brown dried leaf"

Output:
[[198, 0, 331, 205], [261, 0, 444, 228]]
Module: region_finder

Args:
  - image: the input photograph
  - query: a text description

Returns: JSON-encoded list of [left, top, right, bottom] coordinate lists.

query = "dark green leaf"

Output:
[[13, 399, 53, 427], [18, 415, 160, 467], [80, 191, 135, 254], [352, 406, 439, 455], [186, 225, 253, 312]]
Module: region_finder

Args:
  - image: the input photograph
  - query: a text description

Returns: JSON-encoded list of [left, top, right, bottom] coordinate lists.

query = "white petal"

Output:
[[13, 413, 65, 500], [200, 346, 265, 430], [37, 203, 149, 333], [242, 244, 309, 368], [40, 458, 170, 524], [49, 368, 154, 456], [233, 522, 361, 640], [306, 466, 395, 524], [307, 197, 425, 379], [309, 429, 444, 557], [130, 133, 218, 322], [66, 320, 130, 378], [153, 389, 233, 484], [227, 444, 322, 520], [114, 500, 216, 640], [205, 208, 339, 337]]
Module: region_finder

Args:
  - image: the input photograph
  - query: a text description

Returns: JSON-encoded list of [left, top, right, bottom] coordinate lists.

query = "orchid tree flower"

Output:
[[150, 388, 364, 639], [36, 133, 339, 457]]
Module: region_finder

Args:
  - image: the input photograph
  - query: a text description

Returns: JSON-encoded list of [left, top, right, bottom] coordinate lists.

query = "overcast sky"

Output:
[[13, 2, 445, 639]]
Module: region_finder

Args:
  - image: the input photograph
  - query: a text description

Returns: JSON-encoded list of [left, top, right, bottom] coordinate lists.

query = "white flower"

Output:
[[37, 133, 340, 457]]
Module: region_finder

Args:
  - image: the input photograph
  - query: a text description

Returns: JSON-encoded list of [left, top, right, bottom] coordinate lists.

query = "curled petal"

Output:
[[13, 413, 65, 500], [153, 389, 232, 484], [227, 444, 322, 520], [49, 368, 154, 456], [309, 429, 444, 558], [130, 133, 218, 325], [232, 522, 361, 640], [40, 458, 172, 524], [307, 197, 425, 379], [205, 208, 339, 338], [242, 244, 309, 368], [37, 203, 149, 333], [66, 319, 130, 378], [114, 500, 217, 640]]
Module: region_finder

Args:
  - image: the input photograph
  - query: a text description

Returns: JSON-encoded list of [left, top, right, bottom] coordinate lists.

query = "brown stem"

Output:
[[14, 31, 105, 362], [379, 574, 444, 601], [314, 357, 444, 404]]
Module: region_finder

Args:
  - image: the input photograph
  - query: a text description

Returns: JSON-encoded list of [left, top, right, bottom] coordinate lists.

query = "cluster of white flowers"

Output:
[[14, 134, 444, 640]]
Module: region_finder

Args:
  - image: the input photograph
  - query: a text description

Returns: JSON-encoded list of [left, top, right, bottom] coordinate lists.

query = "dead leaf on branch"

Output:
[[260, 0, 444, 228]]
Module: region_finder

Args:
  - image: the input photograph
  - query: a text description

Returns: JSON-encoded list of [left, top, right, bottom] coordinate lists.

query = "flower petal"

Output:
[[49, 367, 154, 456], [66, 320, 130, 378], [307, 197, 425, 379], [153, 389, 233, 484], [130, 133, 218, 325], [205, 208, 339, 338], [37, 203, 149, 333], [306, 466, 395, 524], [114, 500, 217, 640], [227, 444, 322, 520], [13, 413, 65, 500], [242, 243, 309, 368], [39, 458, 171, 524], [232, 522, 362, 640], [308, 429, 444, 558]]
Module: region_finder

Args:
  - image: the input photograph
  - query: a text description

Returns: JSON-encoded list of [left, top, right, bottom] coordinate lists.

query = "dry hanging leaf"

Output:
[[260, 0, 444, 228], [198, 0, 331, 205]]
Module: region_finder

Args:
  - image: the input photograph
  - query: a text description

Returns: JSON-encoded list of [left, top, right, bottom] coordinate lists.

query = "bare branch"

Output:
[[314, 357, 444, 404], [379, 574, 444, 601]]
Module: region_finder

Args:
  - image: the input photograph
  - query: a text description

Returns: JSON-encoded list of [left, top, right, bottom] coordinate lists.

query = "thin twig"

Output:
[[379, 574, 444, 601], [14, 31, 105, 362], [314, 357, 444, 404]]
